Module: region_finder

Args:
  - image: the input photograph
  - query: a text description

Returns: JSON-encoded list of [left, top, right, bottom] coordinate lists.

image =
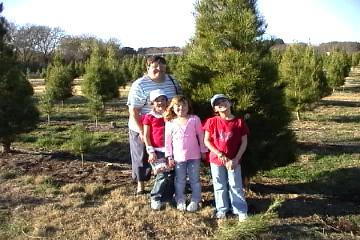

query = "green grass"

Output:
[[263, 154, 359, 183]]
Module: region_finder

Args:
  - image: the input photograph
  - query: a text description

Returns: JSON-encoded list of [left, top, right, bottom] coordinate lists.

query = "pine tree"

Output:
[[87, 95, 105, 127], [82, 44, 118, 104], [106, 45, 125, 87], [45, 52, 73, 105], [0, 6, 40, 152], [279, 44, 328, 120], [174, 0, 296, 177], [324, 50, 351, 91], [68, 125, 93, 168], [40, 92, 55, 124], [351, 52, 360, 67]]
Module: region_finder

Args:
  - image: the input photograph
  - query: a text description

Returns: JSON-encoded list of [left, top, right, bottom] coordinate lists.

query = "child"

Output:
[[203, 94, 249, 221], [164, 95, 207, 212], [143, 89, 175, 210]]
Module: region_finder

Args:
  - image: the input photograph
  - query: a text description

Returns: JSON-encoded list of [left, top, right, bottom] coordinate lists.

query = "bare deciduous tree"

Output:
[[10, 24, 65, 66]]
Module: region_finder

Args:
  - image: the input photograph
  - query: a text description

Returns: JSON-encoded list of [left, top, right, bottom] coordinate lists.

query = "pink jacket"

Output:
[[165, 115, 207, 162]]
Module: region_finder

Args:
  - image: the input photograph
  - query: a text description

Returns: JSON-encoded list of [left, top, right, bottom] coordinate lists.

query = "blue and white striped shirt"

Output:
[[127, 74, 181, 132]]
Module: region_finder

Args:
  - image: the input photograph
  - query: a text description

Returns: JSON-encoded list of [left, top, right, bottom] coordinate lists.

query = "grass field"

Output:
[[0, 84, 359, 239]]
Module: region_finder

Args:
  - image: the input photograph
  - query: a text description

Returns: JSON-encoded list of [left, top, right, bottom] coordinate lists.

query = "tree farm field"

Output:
[[0, 88, 360, 239]]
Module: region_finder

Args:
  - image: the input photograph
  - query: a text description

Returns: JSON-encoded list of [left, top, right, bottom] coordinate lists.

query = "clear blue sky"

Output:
[[2, 0, 360, 49]]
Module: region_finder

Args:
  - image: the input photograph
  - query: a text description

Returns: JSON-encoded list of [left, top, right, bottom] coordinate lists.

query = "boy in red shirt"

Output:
[[143, 89, 175, 210], [203, 94, 249, 221]]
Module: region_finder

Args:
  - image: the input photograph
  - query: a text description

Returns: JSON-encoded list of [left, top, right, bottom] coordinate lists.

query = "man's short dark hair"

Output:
[[146, 55, 166, 66]]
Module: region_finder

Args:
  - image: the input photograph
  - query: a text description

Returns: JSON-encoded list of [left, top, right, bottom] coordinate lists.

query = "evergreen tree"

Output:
[[324, 50, 351, 91], [174, 0, 296, 177], [82, 44, 118, 104], [0, 6, 40, 152], [45, 52, 73, 105], [279, 44, 328, 120], [351, 52, 360, 67], [87, 94, 105, 127], [40, 92, 55, 124], [119, 61, 132, 83], [133, 60, 144, 80], [106, 45, 125, 87], [68, 125, 94, 168]]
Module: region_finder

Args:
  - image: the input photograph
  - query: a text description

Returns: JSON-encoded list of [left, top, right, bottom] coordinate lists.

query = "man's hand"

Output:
[[148, 152, 157, 163]]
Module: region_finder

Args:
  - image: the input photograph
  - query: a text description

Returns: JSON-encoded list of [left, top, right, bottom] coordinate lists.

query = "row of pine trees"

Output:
[[1, 0, 360, 177]]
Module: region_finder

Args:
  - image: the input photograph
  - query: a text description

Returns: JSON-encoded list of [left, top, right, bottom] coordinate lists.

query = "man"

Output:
[[127, 55, 181, 194]]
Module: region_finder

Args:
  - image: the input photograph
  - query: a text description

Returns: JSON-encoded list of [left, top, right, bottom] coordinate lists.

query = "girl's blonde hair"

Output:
[[164, 95, 193, 121]]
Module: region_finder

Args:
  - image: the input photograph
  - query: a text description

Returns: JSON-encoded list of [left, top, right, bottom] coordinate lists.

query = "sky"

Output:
[[2, 0, 360, 50]]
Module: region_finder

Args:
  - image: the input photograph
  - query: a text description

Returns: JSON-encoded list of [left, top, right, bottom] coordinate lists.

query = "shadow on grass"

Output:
[[64, 95, 88, 105], [50, 113, 91, 122], [250, 167, 360, 217], [320, 99, 360, 108], [88, 141, 131, 164], [297, 142, 360, 155], [0, 195, 56, 209], [329, 115, 360, 123]]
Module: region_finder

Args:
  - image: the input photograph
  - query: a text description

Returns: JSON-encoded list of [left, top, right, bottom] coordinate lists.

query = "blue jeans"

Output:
[[175, 159, 201, 204], [150, 170, 175, 203], [210, 163, 248, 215]]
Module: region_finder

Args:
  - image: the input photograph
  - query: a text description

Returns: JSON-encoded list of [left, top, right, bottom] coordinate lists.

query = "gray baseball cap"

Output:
[[210, 94, 229, 107]]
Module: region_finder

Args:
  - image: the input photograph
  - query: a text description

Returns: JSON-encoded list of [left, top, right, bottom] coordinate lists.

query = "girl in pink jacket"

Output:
[[164, 95, 207, 212]]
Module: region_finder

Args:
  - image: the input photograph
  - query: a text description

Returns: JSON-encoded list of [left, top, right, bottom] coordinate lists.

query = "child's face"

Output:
[[152, 95, 167, 113], [173, 101, 189, 117], [214, 98, 231, 113]]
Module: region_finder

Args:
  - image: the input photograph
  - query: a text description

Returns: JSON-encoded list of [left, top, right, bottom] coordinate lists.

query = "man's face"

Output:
[[147, 61, 166, 81]]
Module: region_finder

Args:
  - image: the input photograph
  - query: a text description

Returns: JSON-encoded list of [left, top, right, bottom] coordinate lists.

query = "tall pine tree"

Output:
[[82, 44, 118, 104], [45, 52, 73, 105], [279, 44, 328, 120], [0, 5, 39, 152], [324, 50, 351, 91], [174, 0, 296, 177]]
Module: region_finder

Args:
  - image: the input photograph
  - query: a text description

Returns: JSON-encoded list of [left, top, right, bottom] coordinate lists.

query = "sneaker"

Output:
[[238, 213, 248, 221], [151, 201, 163, 211], [177, 201, 186, 211], [186, 201, 198, 212], [215, 211, 227, 219]]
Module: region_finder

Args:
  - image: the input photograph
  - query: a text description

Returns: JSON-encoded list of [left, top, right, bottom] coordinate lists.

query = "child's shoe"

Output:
[[176, 201, 186, 211], [238, 213, 248, 221], [151, 201, 164, 210], [186, 201, 198, 212]]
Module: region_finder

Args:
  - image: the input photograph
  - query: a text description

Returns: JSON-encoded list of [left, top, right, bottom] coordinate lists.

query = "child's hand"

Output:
[[148, 152, 157, 163], [167, 157, 175, 168], [201, 152, 207, 161], [217, 152, 229, 165], [226, 159, 238, 170]]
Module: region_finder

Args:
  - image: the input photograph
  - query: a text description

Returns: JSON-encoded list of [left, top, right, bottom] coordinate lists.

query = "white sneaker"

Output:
[[177, 202, 186, 211], [151, 201, 163, 210], [186, 201, 198, 212], [238, 213, 248, 221]]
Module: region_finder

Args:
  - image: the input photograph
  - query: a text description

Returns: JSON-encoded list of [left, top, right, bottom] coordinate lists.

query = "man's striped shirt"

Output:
[[127, 74, 180, 132]]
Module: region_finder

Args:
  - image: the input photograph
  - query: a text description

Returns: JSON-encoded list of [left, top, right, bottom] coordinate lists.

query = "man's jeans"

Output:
[[150, 170, 175, 203], [175, 159, 201, 204], [210, 163, 248, 215]]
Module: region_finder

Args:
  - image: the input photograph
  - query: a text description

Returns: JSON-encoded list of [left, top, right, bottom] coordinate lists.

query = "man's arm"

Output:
[[129, 106, 144, 141]]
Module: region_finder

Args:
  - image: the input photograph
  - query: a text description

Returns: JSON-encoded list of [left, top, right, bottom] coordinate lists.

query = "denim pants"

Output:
[[150, 170, 175, 203], [175, 159, 201, 204], [210, 163, 248, 215]]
